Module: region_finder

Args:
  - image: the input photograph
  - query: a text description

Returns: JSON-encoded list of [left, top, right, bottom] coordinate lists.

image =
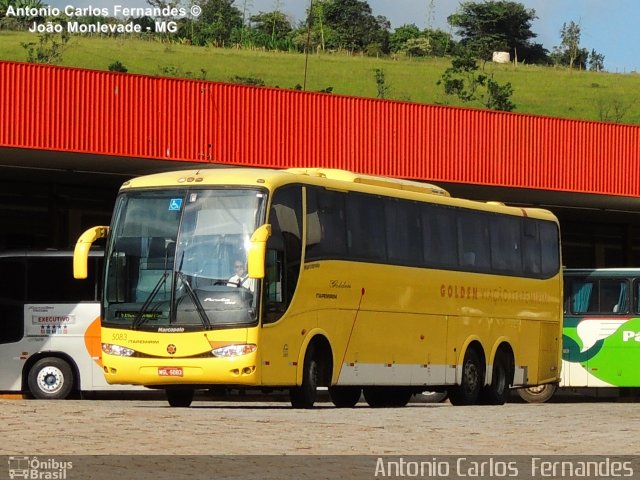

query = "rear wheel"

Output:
[[329, 386, 361, 408], [449, 348, 484, 406], [480, 350, 511, 405], [517, 383, 557, 403], [166, 389, 194, 407], [27, 357, 75, 400], [290, 346, 319, 408]]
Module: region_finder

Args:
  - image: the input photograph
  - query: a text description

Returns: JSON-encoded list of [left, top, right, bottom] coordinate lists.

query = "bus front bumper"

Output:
[[101, 353, 259, 387]]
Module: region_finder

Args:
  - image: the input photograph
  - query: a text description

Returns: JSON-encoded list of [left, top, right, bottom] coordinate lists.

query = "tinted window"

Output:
[[522, 219, 542, 276], [490, 215, 522, 274], [0, 258, 26, 302], [303, 188, 558, 281], [599, 279, 629, 313], [346, 193, 386, 261], [28, 257, 99, 302], [0, 258, 26, 344], [569, 278, 596, 313], [422, 204, 457, 268], [306, 188, 347, 260], [385, 199, 422, 264], [568, 278, 628, 314], [458, 210, 490, 270], [540, 221, 560, 277]]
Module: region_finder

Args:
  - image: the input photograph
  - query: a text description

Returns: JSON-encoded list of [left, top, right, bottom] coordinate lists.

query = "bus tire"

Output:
[[27, 357, 75, 400], [449, 348, 484, 406], [517, 383, 557, 403], [290, 346, 319, 409], [363, 387, 413, 408], [166, 389, 194, 407], [329, 386, 361, 408], [479, 350, 511, 405]]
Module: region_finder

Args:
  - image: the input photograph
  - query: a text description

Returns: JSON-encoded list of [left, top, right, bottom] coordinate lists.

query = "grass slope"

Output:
[[2, 31, 640, 124]]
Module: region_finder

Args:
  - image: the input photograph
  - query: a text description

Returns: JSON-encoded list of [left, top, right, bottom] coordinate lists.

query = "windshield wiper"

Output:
[[132, 271, 169, 329], [176, 271, 212, 330]]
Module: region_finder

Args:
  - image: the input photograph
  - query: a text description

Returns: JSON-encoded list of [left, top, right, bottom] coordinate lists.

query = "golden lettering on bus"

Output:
[[440, 284, 552, 304], [440, 284, 478, 300]]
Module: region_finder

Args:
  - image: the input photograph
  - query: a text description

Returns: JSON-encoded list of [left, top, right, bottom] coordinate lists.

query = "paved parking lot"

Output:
[[1, 395, 638, 456]]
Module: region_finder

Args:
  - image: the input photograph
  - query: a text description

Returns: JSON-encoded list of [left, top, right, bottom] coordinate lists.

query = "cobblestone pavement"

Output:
[[1, 395, 639, 456]]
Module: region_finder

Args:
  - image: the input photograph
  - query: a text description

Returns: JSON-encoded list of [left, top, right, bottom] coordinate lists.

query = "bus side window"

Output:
[[0, 257, 26, 344], [600, 279, 628, 314], [28, 257, 96, 302], [571, 279, 594, 314]]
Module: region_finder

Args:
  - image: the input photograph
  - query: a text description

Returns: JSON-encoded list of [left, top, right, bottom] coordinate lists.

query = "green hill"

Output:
[[2, 31, 640, 124]]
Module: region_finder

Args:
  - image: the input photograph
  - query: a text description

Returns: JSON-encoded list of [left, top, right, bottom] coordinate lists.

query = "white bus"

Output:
[[0, 250, 140, 399]]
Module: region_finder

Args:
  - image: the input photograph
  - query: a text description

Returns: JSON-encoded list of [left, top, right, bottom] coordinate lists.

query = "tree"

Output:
[[549, 20, 593, 70], [249, 10, 293, 49], [1, 0, 46, 29], [588, 49, 605, 72], [322, 0, 390, 54], [292, 0, 333, 52], [145, 0, 182, 9], [190, 0, 243, 46], [373, 68, 390, 98], [21, 31, 69, 64], [421, 29, 455, 57], [557, 21, 582, 69], [389, 24, 420, 53], [447, 1, 546, 64], [596, 97, 632, 123], [438, 48, 516, 112]]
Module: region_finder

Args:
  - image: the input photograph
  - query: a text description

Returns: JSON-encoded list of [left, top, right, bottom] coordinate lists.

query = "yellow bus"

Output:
[[74, 168, 562, 408]]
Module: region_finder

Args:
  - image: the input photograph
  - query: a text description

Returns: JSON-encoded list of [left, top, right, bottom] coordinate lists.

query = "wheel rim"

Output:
[[526, 385, 548, 395], [36, 366, 64, 394], [463, 361, 479, 393]]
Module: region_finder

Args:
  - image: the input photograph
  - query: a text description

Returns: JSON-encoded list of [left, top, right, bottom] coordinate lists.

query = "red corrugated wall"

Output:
[[1, 60, 639, 197]]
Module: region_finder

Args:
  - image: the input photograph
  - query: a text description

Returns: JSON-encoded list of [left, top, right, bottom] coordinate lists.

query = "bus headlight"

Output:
[[211, 344, 257, 357], [102, 343, 136, 357]]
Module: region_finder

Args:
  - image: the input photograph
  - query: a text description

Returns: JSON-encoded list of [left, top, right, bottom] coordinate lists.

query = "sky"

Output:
[[45, 0, 640, 73]]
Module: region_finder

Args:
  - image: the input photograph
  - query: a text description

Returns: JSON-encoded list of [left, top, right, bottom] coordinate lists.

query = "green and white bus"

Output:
[[518, 268, 640, 402]]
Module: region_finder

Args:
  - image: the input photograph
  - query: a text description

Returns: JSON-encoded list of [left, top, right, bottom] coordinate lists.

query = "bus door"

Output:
[[258, 186, 305, 386]]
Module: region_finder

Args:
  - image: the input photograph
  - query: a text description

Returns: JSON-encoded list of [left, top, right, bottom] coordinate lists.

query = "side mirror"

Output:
[[247, 224, 271, 279], [74, 226, 109, 279]]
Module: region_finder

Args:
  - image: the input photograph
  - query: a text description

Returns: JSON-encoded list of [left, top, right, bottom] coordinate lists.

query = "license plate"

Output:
[[158, 367, 184, 377]]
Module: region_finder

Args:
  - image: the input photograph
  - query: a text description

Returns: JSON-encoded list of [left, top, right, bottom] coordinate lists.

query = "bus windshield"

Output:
[[103, 188, 267, 331]]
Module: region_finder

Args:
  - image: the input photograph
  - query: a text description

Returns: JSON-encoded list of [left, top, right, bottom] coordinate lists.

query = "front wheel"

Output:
[[449, 348, 484, 406], [290, 347, 319, 408], [329, 386, 361, 408], [27, 357, 75, 400], [166, 389, 194, 407], [517, 383, 557, 403]]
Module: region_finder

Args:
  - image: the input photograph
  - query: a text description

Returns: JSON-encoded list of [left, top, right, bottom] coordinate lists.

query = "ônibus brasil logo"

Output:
[[7, 457, 72, 479]]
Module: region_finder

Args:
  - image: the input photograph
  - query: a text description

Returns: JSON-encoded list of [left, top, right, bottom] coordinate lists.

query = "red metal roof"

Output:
[[1, 60, 639, 197]]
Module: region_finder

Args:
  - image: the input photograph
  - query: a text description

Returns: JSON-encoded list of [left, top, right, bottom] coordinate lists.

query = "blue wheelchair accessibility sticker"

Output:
[[169, 198, 183, 211]]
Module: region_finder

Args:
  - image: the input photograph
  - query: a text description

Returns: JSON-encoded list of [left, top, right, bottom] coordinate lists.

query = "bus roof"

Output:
[[120, 167, 558, 222], [564, 268, 640, 277]]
